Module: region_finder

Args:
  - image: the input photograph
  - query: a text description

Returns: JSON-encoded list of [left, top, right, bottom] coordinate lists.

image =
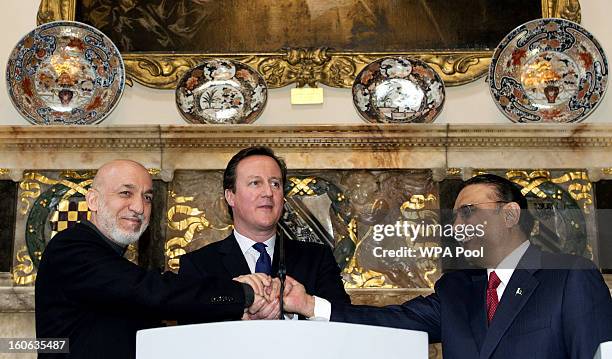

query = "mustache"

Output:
[[456, 235, 475, 243], [123, 213, 145, 222]]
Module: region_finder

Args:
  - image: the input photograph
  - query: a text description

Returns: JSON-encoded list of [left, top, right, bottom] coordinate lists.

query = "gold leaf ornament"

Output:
[[165, 196, 231, 269], [12, 246, 38, 285]]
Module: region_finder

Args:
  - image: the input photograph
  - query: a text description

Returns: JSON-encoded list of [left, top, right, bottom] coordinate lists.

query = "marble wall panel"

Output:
[[0, 313, 35, 359], [164, 170, 232, 273]]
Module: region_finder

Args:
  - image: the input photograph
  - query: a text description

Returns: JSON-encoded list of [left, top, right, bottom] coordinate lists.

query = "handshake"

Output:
[[233, 274, 315, 320]]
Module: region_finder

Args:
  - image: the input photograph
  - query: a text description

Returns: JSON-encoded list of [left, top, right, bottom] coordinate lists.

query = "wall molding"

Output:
[[1, 124, 612, 179]]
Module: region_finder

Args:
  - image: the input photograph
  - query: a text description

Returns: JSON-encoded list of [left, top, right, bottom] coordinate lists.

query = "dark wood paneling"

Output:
[[0, 181, 17, 272], [595, 180, 612, 273], [138, 180, 168, 272]]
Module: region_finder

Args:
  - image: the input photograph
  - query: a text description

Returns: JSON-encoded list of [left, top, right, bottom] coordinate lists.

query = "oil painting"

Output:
[[75, 0, 542, 52], [38, 0, 580, 88]]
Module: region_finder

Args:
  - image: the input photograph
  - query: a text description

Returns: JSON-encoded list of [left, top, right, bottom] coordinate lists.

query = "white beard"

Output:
[[95, 201, 148, 246]]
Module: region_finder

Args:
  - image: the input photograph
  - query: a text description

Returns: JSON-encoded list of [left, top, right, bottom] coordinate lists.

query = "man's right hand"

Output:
[[233, 273, 273, 300], [282, 275, 315, 318], [244, 278, 281, 320], [234, 273, 283, 319]]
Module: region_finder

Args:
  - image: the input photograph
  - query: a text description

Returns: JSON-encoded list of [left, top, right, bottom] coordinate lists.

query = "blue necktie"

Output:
[[253, 242, 272, 275]]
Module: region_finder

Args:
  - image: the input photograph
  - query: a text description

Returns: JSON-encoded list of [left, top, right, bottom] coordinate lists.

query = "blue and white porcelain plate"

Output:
[[489, 18, 608, 123], [6, 21, 125, 125], [176, 59, 267, 124], [352, 57, 445, 123]]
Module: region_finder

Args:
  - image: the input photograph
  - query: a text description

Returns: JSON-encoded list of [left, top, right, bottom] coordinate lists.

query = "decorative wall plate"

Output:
[[489, 18, 608, 123], [6, 21, 125, 125], [176, 59, 268, 124], [352, 57, 445, 124]]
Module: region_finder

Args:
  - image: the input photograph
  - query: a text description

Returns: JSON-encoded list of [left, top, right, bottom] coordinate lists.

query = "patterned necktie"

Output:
[[253, 242, 272, 275], [486, 271, 502, 324]]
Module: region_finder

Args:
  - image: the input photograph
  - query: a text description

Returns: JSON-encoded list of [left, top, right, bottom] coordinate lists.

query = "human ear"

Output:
[[85, 188, 99, 212], [225, 188, 235, 208], [503, 202, 521, 228]]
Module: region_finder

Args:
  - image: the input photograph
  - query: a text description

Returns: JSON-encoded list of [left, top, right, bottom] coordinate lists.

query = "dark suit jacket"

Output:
[[179, 233, 351, 319], [35, 223, 247, 359], [332, 245, 612, 359]]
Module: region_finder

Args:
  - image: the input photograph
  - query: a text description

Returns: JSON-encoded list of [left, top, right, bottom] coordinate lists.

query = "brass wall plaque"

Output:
[[291, 88, 324, 105]]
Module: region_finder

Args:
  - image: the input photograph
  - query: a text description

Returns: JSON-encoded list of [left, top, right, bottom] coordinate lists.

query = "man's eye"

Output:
[[249, 180, 260, 186], [271, 181, 281, 188], [144, 195, 153, 202], [119, 191, 131, 197], [459, 205, 473, 219]]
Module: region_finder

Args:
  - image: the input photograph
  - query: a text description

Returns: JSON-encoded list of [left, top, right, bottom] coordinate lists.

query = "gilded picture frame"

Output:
[[37, 0, 581, 89]]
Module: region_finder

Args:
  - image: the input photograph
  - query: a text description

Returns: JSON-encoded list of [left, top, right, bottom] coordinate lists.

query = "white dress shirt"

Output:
[[233, 229, 275, 273], [487, 240, 530, 300]]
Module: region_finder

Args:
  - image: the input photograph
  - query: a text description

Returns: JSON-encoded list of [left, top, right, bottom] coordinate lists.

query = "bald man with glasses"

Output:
[[283, 174, 612, 359]]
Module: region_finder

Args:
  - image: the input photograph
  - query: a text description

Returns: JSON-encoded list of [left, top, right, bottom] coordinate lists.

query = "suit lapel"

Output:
[[468, 271, 488, 352], [479, 246, 541, 359], [220, 234, 251, 277]]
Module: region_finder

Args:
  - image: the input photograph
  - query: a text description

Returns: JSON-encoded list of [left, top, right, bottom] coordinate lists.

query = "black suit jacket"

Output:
[[179, 233, 351, 319], [331, 245, 612, 359], [35, 223, 247, 359]]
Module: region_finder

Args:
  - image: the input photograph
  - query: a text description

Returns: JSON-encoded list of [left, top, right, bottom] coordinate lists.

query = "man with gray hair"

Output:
[[36, 160, 273, 359]]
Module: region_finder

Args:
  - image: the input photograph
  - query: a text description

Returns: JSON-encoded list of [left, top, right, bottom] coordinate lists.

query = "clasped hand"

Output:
[[233, 274, 313, 320], [233, 273, 281, 320]]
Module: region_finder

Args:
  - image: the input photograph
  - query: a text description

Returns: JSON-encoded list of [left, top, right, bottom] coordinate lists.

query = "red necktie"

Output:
[[486, 271, 501, 324]]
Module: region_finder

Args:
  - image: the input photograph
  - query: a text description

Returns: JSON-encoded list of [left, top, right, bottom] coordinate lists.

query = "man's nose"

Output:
[[261, 183, 274, 197], [129, 196, 145, 214], [451, 210, 462, 226], [263, 185, 272, 197]]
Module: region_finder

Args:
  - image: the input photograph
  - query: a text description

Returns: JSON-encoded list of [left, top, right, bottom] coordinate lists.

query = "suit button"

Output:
[[211, 295, 235, 303]]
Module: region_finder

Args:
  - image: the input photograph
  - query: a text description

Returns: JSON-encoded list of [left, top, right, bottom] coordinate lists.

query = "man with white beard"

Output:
[[35, 160, 275, 359]]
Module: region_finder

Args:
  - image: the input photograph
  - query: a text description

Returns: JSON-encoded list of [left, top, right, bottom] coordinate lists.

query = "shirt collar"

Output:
[[233, 229, 276, 255], [81, 220, 127, 256], [487, 240, 530, 284]]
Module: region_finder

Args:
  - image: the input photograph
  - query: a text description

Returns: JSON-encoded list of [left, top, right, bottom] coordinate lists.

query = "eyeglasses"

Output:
[[451, 201, 509, 222]]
